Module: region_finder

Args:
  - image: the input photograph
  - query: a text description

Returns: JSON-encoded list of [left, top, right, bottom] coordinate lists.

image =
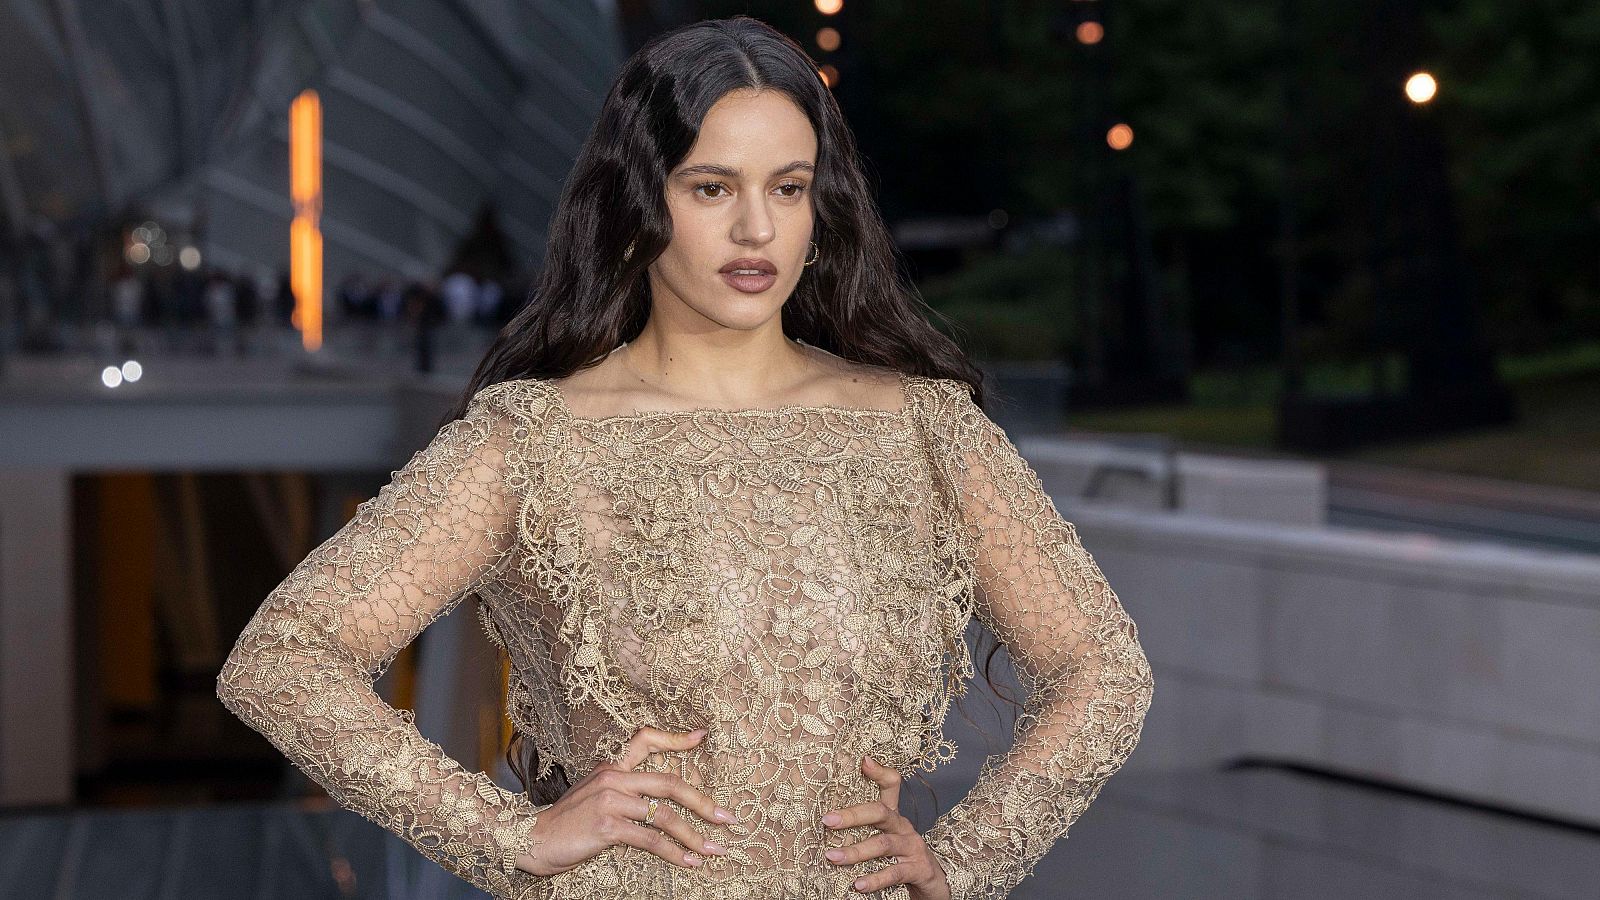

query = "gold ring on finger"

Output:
[[643, 796, 660, 826]]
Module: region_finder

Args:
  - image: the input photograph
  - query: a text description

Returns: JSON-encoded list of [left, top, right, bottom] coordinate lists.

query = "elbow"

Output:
[[213, 645, 296, 749], [1086, 630, 1154, 737], [214, 650, 248, 714], [1119, 643, 1156, 748], [1114, 610, 1155, 717], [1078, 624, 1155, 712], [1122, 637, 1155, 716], [1135, 659, 1155, 728], [1137, 635, 1155, 706], [214, 637, 272, 718]]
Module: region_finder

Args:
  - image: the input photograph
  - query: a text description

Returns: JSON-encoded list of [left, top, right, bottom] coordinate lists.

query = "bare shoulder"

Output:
[[546, 357, 639, 419], [795, 344, 907, 411], [834, 361, 909, 411]]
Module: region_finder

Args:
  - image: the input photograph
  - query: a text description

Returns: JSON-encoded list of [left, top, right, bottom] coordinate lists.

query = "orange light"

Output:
[[1076, 21, 1104, 45], [815, 0, 843, 15], [290, 92, 320, 206], [289, 89, 323, 351], [1107, 123, 1134, 150], [817, 27, 841, 52], [1405, 71, 1438, 104], [289, 215, 322, 342], [819, 64, 840, 88]]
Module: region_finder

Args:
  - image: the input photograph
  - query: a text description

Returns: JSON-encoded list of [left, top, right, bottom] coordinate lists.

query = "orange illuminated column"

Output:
[[290, 90, 323, 351]]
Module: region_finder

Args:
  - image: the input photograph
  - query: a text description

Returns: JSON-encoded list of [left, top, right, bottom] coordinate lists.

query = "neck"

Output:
[[617, 326, 813, 406]]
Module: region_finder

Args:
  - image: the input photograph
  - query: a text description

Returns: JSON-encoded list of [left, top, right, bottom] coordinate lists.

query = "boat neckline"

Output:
[[544, 369, 915, 427]]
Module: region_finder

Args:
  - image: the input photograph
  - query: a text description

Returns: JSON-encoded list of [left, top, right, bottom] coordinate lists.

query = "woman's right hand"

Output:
[[515, 726, 740, 877]]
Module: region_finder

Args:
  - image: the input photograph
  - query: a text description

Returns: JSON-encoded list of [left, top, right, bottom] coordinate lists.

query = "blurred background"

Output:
[[1, 1, 1597, 897]]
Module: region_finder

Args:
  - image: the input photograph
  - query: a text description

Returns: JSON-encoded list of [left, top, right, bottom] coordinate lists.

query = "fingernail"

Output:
[[826, 849, 843, 862], [703, 841, 726, 855], [822, 812, 841, 826], [853, 878, 867, 891], [714, 807, 736, 823], [691, 729, 708, 739], [685, 851, 703, 866]]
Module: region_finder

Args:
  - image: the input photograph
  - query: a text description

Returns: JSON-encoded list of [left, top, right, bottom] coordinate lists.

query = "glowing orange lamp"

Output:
[[290, 89, 323, 351]]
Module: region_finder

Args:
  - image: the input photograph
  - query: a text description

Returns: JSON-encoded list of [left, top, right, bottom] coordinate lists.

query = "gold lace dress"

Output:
[[215, 372, 1155, 900]]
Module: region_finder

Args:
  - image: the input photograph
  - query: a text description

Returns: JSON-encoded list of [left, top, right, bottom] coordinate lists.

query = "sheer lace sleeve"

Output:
[[214, 381, 550, 897], [916, 378, 1155, 900]]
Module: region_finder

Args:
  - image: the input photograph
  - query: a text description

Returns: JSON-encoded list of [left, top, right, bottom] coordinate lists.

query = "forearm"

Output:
[[216, 601, 545, 896], [923, 627, 1154, 900]]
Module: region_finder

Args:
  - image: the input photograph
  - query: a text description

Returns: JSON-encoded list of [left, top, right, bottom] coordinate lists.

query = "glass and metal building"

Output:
[[0, 0, 624, 289]]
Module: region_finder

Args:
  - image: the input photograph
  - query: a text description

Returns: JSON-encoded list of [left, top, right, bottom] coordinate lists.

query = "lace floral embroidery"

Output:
[[216, 372, 1154, 900]]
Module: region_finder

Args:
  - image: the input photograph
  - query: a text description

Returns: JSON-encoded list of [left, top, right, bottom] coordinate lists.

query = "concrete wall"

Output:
[[1020, 437, 1327, 527], [1066, 499, 1600, 827]]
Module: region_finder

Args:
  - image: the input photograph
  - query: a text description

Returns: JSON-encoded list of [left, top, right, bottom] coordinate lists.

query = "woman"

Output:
[[215, 16, 1154, 900]]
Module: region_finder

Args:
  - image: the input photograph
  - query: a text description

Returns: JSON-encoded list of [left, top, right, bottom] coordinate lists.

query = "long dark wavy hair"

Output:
[[440, 15, 1021, 822]]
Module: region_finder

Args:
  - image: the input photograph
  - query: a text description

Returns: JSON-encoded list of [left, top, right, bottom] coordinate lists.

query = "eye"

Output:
[[691, 181, 810, 200]]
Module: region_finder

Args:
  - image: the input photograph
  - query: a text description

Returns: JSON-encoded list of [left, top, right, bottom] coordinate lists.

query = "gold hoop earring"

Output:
[[622, 239, 636, 262], [803, 240, 819, 267]]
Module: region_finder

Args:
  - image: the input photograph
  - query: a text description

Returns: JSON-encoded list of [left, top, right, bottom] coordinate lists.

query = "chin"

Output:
[[693, 302, 786, 333]]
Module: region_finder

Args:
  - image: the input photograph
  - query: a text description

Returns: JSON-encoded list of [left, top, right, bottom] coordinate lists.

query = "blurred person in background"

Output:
[[203, 269, 238, 357], [110, 262, 144, 354]]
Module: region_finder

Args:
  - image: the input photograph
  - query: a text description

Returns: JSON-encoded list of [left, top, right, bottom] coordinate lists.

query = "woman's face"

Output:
[[646, 88, 817, 332]]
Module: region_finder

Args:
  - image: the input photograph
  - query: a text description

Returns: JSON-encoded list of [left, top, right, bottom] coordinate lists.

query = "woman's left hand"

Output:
[[821, 755, 953, 899]]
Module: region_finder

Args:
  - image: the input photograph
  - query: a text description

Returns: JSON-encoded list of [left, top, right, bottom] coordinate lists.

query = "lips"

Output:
[[719, 258, 778, 294], [719, 257, 777, 276]]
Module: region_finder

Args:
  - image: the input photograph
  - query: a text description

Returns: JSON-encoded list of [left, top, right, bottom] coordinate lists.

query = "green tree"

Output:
[[1429, 0, 1600, 347]]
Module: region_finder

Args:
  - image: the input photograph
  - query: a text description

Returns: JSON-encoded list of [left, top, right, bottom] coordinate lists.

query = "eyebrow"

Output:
[[672, 161, 815, 180]]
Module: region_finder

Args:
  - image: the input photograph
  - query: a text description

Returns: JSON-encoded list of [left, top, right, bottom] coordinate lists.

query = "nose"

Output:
[[731, 192, 775, 246]]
